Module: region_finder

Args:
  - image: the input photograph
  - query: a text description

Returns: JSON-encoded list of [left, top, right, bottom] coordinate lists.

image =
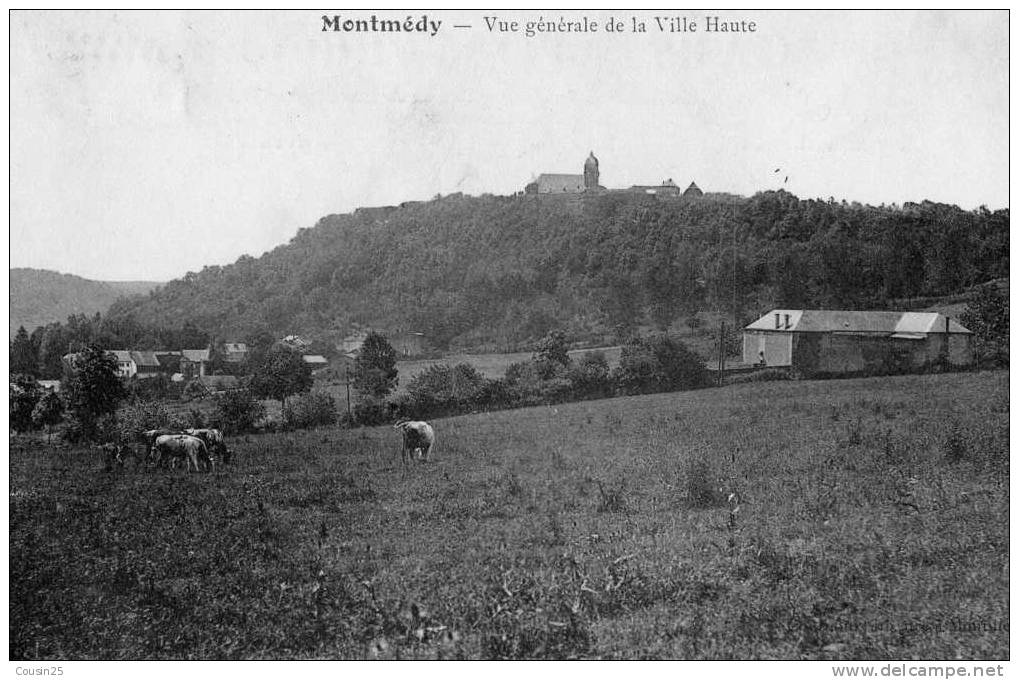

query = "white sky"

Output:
[[9, 10, 1009, 281]]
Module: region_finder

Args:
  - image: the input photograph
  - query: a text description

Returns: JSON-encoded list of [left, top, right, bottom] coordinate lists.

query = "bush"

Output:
[[118, 401, 180, 442], [352, 395, 388, 426], [211, 389, 265, 435], [9, 374, 41, 433], [613, 334, 710, 395], [727, 368, 792, 384], [282, 391, 338, 430], [126, 375, 182, 402], [566, 351, 613, 399], [403, 363, 490, 418]]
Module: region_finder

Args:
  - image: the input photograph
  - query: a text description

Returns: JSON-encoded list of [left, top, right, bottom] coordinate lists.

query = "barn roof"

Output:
[[107, 350, 133, 363], [302, 355, 328, 364], [181, 349, 210, 362], [746, 310, 972, 334], [536, 174, 586, 192], [130, 351, 161, 367]]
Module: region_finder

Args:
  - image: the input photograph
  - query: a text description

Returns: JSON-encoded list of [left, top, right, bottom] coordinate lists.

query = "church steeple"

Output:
[[584, 151, 599, 189]]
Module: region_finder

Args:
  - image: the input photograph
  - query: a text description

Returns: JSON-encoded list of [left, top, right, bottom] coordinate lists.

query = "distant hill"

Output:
[[9, 268, 163, 337], [107, 191, 1009, 352]]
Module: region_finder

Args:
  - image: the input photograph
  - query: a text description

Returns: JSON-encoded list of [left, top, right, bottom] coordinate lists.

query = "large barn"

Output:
[[743, 309, 973, 375]]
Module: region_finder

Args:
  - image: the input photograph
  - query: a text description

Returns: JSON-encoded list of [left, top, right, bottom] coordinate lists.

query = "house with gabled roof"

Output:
[[743, 309, 973, 375]]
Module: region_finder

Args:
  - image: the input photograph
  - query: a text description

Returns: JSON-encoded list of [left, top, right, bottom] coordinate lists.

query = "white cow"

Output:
[[393, 420, 436, 465], [153, 434, 212, 473]]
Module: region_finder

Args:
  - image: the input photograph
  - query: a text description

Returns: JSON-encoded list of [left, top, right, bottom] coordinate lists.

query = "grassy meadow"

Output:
[[9, 370, 1009, 659]]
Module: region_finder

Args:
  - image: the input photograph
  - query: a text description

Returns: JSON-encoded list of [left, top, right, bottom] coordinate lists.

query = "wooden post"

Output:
[[718, 322, 726, 386], [344, 363, 352, 417]]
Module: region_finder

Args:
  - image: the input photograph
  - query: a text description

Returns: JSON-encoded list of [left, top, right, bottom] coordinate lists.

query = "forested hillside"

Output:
[[10, 268, 163, 337], [108, 191, 1009, 351]]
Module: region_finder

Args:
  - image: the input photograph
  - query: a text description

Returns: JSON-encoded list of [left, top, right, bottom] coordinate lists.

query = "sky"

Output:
[[9, 10, 1009, 282]]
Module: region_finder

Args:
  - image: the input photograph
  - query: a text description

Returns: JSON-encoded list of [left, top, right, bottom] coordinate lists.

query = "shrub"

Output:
[[119, 401, 179, 442], [533, 330, 570, 379], [211, 389, 265, 435], [403, 362, 491, 418], [9, 374, 41, 433], [352, 395, 388, 426], [566, 351, 613, 399], [613, 334, 709, 395], [727, 368, 791, 384], [31, 391, 64, 440], [960, 284, 1009, 367], [126, 374, 182, 402], [282, 391, 338, 430]]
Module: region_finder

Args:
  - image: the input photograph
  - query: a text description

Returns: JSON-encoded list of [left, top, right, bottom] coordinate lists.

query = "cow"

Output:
[[153, 434, 213, 473], [393, 420, 436, 465], [185, 428, 230, 465], [141, 428, 184, 466]]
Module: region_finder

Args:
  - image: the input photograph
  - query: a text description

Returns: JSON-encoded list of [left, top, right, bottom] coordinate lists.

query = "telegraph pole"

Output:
[[344, 362, 352, 417]]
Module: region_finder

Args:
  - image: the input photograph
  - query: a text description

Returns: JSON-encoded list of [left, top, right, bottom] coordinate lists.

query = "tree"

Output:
[[960, 284, 1009, 366], [533, 329, 570, 379], [10, 327, 37, 376], [62, 345, 126, 440], [613, 334, 710, 395], [352, 331, 398, 398], [211, 389, 265, 435], [31, 391, 64, 442], [249, 343, 313, 407], [9, 374, 40, 433]]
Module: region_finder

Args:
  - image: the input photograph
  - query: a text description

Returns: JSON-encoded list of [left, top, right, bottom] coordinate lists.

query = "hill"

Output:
[[9, 268, 163, 337], [107, 191, 1009, 352]]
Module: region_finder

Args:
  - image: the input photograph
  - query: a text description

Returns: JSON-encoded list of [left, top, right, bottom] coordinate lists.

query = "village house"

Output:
[[104, 350, 160, 379], [743, 309, 973, 375], [180, 349, 210, 379], [302, 354, 329, 370], [223, 343, 249, 364]]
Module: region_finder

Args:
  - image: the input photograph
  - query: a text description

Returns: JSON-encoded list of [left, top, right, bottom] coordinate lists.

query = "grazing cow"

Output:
[[393, 420, 436, 465], [186, 428, 230, 464], [153, 434, 212, 473], [141, 428, 184, 466]]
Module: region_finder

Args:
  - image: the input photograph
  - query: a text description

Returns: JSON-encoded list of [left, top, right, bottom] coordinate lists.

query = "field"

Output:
[[10, 370, 1009, 660]]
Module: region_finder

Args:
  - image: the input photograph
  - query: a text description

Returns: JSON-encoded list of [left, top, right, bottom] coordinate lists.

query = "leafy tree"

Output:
[[10, 327, 37, 376], [353, 331, 398, 398], [249, 343, 313, 407], [566, 351, 613, 399], [613, 334, 709, 395], [960, 284, 1009, 366], [211, 389, 265, 435], [282, 392, 338, 429], [62, 345, 127, 440], [534, 330, 570, 379], [9, 374, 41, 432], [31, 391, 64, 442]]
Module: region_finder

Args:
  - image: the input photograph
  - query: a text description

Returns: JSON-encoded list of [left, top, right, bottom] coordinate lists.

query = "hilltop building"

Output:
[[525, 152, 603, 194], [743, 310, 973, 375], [523, 152, 702, 197]]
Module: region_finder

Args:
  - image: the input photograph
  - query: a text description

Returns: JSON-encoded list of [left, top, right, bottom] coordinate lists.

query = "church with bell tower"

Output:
[[523, 151, 702, 198], [524, 151, 604, 194]]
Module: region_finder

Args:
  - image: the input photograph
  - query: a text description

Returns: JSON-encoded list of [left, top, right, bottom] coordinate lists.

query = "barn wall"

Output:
[[742, 331, 792, 366], [793, 333, 974, 376]]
